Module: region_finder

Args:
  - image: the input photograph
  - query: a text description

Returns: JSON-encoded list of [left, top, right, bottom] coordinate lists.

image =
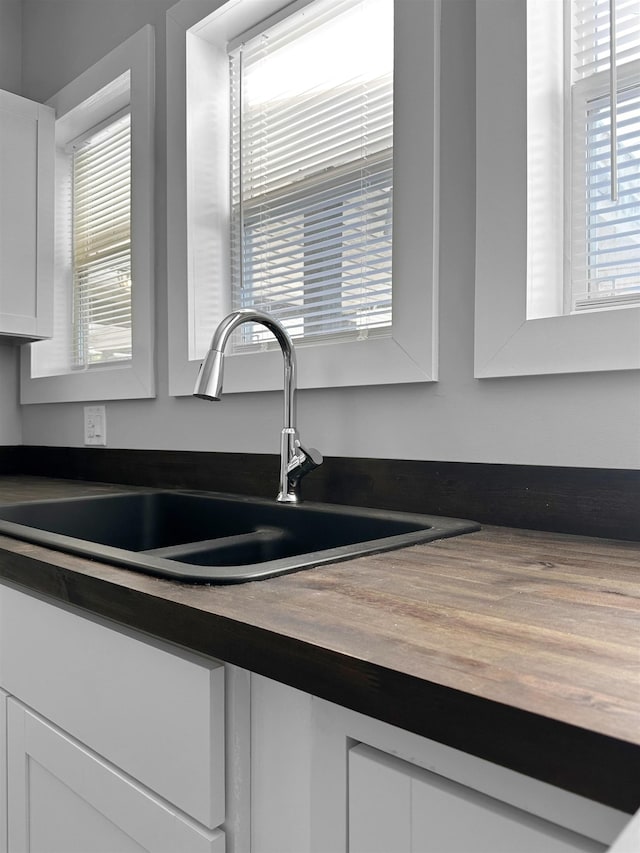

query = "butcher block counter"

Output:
[[0, 475, 637, 815]]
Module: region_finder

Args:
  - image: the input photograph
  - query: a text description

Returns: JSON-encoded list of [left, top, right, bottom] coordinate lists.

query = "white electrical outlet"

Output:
[[84, 406, 106, 446]]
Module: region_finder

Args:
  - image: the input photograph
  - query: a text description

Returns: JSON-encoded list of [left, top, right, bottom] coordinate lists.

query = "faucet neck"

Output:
[[211, 309, 297, 430]]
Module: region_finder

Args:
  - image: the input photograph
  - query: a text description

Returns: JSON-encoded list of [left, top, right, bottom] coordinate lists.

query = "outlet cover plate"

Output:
[[84, 406, 106, 446]]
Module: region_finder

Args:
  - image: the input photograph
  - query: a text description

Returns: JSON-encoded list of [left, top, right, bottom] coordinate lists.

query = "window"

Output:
[[475, 0, 640, 378], [527, 0, 640, 318], [570, 0, 640, 312], [20, 26, 155, 404], [166, 0, 440, 395], [228, 0, 393, 349], [70, 110, 132, 368]]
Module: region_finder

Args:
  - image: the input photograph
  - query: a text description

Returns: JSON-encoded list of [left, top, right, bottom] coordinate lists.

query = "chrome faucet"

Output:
[[194, 309, 323, 503]]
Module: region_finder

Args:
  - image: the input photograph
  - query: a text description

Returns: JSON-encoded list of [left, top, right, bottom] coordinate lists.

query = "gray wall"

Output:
[[0, 0, 23, 446], [15, 0, 640, 468], [0, 0, 21, 93]]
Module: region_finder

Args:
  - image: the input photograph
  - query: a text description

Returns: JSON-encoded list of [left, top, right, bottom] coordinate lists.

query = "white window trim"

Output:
[[20, 25, 155, 403], [166, 0, 440, 397], [475, 0, 640, 379]]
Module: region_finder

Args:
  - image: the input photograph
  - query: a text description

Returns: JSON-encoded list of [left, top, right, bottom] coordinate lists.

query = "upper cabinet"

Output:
[[0, 88, 53, 342]]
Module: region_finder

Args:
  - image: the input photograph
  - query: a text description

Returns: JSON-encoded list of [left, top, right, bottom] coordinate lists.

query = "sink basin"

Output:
[[0, 491, 480, 583]]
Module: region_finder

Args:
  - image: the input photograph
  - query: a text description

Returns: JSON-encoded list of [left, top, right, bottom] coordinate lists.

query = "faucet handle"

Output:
[[284, 441, 323, 502], [278, 433, 323, 503], [289, 441, 323, 477]]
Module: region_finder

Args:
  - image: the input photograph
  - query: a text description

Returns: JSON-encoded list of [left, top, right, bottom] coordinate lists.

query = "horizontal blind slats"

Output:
[[230, 0, 393, 344], [72, 112, 132, 366], [73, 128, 130, 173], [573, 0, 640, 77], [243, 186, 392, 240], [570, 0, 640, 311], [73, 174, 130, 206], [239, 158, 391, 218]]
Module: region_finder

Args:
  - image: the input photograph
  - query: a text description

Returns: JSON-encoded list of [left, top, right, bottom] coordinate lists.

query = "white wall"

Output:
[[0, 0, 24, 446], [18, 0, 640, 469]]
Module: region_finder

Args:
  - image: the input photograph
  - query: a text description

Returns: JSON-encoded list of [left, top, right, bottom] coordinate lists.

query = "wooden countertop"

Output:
[[0, 476, 638, 813]]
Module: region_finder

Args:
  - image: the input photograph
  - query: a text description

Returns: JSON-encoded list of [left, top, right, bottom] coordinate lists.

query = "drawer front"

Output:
[[8, 700, 225, 853], [0, 585, 224, 829]]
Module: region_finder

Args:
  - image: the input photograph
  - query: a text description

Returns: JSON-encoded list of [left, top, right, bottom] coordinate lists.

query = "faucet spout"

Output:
[[193, 349, 224, 401], [194, 309, 322, 502]]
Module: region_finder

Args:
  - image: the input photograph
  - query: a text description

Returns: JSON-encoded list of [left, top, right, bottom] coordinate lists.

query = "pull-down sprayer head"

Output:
[[193, 349, 225, 401]]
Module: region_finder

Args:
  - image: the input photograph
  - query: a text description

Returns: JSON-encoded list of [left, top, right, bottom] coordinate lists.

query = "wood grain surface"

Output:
[[0, 476, 638, 812]]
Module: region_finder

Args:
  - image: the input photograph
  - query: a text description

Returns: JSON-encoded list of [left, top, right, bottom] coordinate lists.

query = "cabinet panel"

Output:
[[7, 700, 224, 853], [0, 586, 224, 829], [608, 808, 640, 852], [0, 89, 53, 340], [348, 743, 411, 853], [0, 689, 6, 853], [0, 106, 37, 314], [349, 744, 605, 853]]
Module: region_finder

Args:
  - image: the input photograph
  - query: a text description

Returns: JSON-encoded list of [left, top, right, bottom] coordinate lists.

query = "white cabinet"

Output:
[[0, 584, 634, 853], [0, 89, 53, 341], [249, 676, 632, 853], [7, 700, 224, 853], [349, 743, 605, 853], [0, 585, 225, 829], [0, 586, 228, 853]]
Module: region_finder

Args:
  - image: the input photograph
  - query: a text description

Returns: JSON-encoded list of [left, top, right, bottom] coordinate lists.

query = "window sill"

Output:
[[474, 307, 640, 379], [475, 0, 640, 379], [169, 331, 435, 398], [20, 357, 155, 405]]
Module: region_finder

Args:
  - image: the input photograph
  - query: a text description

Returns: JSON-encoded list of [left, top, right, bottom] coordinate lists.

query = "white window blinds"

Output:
[[570, 0, 640, 310], [72, 111, 132, 366], [573, 0, 640, 78], [229, 0, 393, 347]]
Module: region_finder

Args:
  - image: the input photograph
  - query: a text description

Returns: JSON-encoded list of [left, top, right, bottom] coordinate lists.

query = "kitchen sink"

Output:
[[0, 491, 480, 583]]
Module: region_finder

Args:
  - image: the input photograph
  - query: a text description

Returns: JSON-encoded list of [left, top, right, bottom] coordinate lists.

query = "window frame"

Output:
[[20, 25, 155, 404], [475, 0, 640, 379], [166, 0, 440, 397]]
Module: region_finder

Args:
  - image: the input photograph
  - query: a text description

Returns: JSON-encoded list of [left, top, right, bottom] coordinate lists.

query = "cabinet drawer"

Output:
[[8, 700, 225, 853], [0, 585, 224, 829]]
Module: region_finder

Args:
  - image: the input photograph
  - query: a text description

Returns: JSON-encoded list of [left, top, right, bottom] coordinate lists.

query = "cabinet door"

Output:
[[0, 89, 53, 340], [7, 700, 225, 853], [348, 744, 606, 853]]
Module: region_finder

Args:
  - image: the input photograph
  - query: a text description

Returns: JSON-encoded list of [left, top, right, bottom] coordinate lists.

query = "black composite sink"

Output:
[[0, 491, 480, 583]]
